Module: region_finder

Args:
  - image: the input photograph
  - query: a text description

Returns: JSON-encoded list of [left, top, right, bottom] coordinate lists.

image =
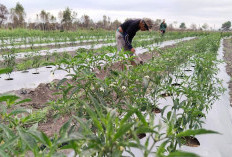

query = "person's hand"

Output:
[[131, 48, 135, 53]]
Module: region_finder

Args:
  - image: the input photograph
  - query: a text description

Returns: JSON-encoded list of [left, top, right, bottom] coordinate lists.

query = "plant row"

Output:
[[0, 33, 227, 156]]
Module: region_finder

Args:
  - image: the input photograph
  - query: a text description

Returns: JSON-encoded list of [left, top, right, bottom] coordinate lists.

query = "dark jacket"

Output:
[[120, 19, 140, 50], [160, 22, 167, 31]]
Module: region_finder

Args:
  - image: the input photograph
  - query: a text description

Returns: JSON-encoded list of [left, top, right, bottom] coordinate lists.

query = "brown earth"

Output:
[[8, 49, 160, 136], [6, 38, 194, 136], [223, 38, 232, 106]]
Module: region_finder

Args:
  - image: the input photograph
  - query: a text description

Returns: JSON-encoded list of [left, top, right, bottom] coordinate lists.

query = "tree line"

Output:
[[0, 3, 231, 31]]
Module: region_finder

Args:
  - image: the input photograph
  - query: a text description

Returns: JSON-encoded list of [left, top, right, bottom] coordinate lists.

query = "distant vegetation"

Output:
[[0, 2, 231, 31]]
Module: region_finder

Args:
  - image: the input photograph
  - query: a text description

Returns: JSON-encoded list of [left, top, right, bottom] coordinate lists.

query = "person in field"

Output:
[[159, 19, 167, 36], [116, 18, 153, 66]]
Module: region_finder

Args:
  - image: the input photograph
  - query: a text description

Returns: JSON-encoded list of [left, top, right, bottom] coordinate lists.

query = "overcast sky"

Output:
[[1, 0, 232, 29]]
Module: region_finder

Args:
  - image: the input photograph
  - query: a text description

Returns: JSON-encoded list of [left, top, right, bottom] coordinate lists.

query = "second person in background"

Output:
[[160, 19, 167, 36]]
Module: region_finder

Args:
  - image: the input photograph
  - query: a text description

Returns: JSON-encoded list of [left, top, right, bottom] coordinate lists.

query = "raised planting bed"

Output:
[[1, 33, 231, 157]]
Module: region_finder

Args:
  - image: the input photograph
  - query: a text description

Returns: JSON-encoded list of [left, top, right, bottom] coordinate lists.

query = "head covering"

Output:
[[143, 18, 153, 30]]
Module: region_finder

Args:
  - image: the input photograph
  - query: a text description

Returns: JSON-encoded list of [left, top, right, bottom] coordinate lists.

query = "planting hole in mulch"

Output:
[[197, 113, 205, 118], [5, 78, 14, 80], [161, 93, 173, 97], [46, 66, 53, 68], [137, 133, 146, 139], [152, 107, 161, 114], [171, 83, 181, 86], [184, 69, 192, 72], [181, 136, 200, 147], [40, 139, 69, 150], [32, 72, 40, 74], [22, 70, 29, 73], [191, 65, 195, 67]]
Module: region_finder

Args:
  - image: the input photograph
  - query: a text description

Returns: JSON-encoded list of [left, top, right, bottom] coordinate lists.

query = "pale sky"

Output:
[[1, 0, 232, 29]]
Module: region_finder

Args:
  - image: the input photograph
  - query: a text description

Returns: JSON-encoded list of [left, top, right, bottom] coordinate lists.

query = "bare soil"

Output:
[[8, 50, 160, 136], [6, 39, 192, 137], [223, 38, 232, 106]]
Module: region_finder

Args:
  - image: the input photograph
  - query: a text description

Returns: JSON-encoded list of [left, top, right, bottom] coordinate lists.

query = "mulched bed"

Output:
[[223, 38, 232, 106], [5, 39, 193, 136]]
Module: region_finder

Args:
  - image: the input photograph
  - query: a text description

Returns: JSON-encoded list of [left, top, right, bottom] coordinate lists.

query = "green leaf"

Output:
[[15, 98, 31, 105], [113, 123, 134, 142], [110, 70, 119, 76], [135, 126, 158, 134], [0, 95, 19, 103], [127, 142, 143, 148], [0, 124, 14, 138], [59, 119, 72, 138], [43, 62, 56, 66], [56, 78, 67, 89], [63, 86, 75, 99], [112, 150, 121, 157], [167, 111, 172, 121], [1, 136, 18, 149], [0, 148, 10, 157], [168, 151, 200, 157], [69, 86, 80, 98], [8, 109, 29, 116], [85, 105, 103, 132], [106, 112, 113, 141], [120, 109, 135, 126], [156, 140, 169, 157], [161, 105, 169, 117], [41, 132, 52, 147], [176, 129, 219, 137], [0, 68, 13, 75], [73, 116, 92, 135], [135, 110, 148, 126], [28, 130, 44, 143], [17, 127, 37, 151], [69, 132, 85, 140]]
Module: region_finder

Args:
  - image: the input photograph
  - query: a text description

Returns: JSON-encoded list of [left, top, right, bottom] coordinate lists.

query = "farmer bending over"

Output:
[[116, 18, 153, 66], [159, 19, 167, 36]]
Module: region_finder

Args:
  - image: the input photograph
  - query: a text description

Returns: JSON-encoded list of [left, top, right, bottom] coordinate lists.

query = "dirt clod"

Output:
[[182, 136, 200, 147]]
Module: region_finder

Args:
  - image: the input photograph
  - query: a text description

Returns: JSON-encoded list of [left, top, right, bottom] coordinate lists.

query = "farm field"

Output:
[[1, 29, 232, 157]]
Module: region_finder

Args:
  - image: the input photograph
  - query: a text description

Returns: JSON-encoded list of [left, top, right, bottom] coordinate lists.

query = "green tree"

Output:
[[40, 10, 49, 31], [179, 22, 186, 29], [190, 23, 197, 30], [81, 14, 90, 28], [221, 21, 231, 31], [62, 7, 72, 24], [50, 15, 56, 23], [59, 7, 77, 30], [202, 23, 209, 30], [0, 4, 8, 27], [10, 2, 26, 28]]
